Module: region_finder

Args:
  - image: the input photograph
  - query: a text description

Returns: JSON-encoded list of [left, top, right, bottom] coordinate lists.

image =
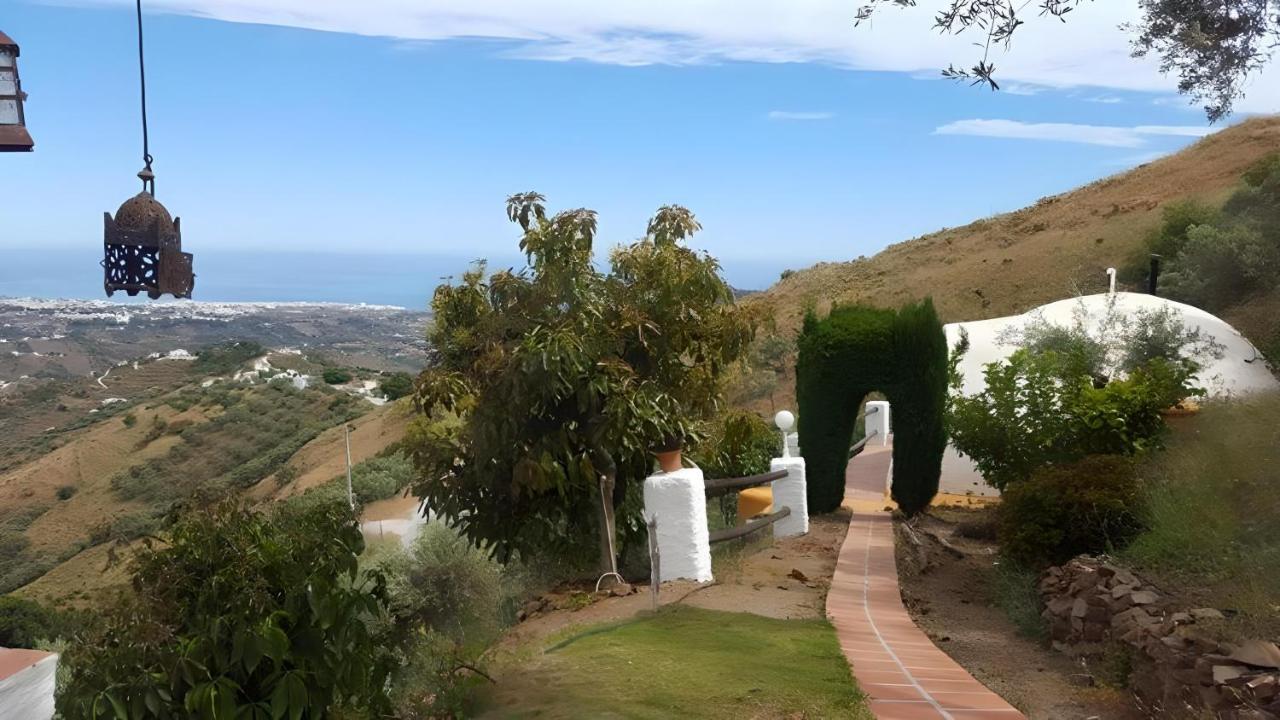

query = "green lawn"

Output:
[[478, 605, 868, 719]]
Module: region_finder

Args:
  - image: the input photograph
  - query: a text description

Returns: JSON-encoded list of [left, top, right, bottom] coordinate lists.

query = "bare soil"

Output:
[[484, 509, 852, 685], [895, 506, 1146, 720]]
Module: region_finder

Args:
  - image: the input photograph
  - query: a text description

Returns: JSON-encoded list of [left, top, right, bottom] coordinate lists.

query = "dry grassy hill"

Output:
[[742, 115, 1280, 409], [749, 116, 1280, 332]]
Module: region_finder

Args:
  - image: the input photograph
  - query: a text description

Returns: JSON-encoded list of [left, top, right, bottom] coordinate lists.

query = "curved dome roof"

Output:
[[113, 192, 175, 233], [944, 292, 1279, 398]]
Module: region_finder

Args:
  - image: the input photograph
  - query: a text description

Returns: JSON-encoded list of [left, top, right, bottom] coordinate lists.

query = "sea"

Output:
[[1, 247, 782, 308]]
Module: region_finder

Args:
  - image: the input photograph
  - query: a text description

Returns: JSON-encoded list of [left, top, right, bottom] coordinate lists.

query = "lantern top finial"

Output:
[[114, 191, 175, 233]]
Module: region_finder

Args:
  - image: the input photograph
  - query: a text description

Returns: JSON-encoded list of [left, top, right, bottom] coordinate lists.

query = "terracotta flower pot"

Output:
[[653, 435, 683, 473], [655, 449, 682, 473]]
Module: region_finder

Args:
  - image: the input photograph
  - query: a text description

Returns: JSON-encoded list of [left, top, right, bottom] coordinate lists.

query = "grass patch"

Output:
[[989, 561, 1048, 642], [480, 605, 868, 719], [1122, 396, 1280, 640]]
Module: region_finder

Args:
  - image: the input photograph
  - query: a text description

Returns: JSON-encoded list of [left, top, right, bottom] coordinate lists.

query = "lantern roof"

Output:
[[114, 191, 176, 234], [0, 31, 17, 53]]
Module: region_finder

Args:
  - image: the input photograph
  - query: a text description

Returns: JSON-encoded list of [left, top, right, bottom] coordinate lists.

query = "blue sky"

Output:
[[2, 1, 1276, 293]]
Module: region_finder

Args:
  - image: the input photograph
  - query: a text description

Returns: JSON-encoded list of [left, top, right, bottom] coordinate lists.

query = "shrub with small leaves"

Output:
[[998, 455, 1144, 568]]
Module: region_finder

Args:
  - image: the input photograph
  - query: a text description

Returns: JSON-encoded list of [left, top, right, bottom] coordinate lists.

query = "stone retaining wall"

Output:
[[1039, 556, 1280, 718]]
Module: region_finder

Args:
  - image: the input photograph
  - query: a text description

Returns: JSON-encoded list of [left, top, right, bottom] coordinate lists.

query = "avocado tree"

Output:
[[407, 193, 753, 573]]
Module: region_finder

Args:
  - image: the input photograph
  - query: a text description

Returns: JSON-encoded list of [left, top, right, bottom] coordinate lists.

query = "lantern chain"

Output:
[[135, 0, 155, 195]]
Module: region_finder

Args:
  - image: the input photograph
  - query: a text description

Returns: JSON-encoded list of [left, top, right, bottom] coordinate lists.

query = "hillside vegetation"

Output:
[[739, 116, 1280, 409], [0, 347, 411, 606]]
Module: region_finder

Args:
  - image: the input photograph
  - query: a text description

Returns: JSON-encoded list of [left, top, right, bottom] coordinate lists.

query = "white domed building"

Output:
[[940, 291, 1279, 497]]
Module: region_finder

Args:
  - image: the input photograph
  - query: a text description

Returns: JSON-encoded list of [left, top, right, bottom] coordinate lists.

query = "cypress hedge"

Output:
[[795, 299, 948, 515]]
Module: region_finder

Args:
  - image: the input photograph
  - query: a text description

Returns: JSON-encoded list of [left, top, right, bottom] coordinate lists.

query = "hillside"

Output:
[[749, 116, 1280, 333], [0, 345, 417, 607], [742, 116, 1280, 409]]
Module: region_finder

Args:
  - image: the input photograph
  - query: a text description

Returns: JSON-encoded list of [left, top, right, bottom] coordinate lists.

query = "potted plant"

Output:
[[653, 434, 683, 473]]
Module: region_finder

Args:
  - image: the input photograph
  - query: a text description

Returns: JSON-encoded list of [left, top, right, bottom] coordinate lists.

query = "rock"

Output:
[[610, 582, 634, 597], [1072, 597, 1089, 618], [1131, 590, 1160, 605], [1191, 608, 1226, 621], [1230, 640, 1280, 669], [1047, 596, 1075, 616], [1215, 665, 1251, 684], [1084, 603, 1110, 623], [1083, 621, 1107, 642], [1111, 583, 1136, 599], [788, 568, 809, 582], [1246, 674, 1278, 702], [1170, 612, 1193, 625]]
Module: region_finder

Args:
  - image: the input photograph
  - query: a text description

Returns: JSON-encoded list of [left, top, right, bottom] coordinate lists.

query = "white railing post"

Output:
[[770, 456, 808, 537], [643, 467, 713, 584], [865, 401, 891, 446]]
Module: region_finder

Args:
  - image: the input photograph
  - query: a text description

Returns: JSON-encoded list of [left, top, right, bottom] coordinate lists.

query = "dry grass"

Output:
[[1123, 395, 1280, 641]]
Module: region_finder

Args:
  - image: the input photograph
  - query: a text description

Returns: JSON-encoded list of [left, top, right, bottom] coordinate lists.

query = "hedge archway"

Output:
[[795, 299, 948, 516]]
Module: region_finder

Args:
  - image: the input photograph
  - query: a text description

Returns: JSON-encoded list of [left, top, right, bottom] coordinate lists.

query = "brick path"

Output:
[[827, 444, 1025, 720]]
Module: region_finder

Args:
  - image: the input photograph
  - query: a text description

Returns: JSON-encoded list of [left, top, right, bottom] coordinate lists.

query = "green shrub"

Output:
[[998, 455, 1144, 568], [323, 367, 354, 384], [192, 341, 264, 375], [374, 522, 503, 641], [122, 413, 137, 428], [379, 372, 415, 401], [950, 349, 1194, 491], [58, 499, 395, 719], [56, 485, 76, 501], [692, 410, 779, 480], [795, 300, 948, 515], [0, 596, 73, 648], [351, 452, 415, 504], [1162, 224, 1280, 309]]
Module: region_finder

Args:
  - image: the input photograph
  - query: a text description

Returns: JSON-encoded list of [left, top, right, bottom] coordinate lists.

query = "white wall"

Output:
[[0, 652, 57, 720]]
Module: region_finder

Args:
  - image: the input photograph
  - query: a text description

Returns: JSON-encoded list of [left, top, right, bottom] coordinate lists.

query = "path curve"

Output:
[[827, 443, 1025, 720]]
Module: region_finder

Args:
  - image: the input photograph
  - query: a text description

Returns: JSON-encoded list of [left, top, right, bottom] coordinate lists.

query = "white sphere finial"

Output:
[[774, 410, 795, 432]]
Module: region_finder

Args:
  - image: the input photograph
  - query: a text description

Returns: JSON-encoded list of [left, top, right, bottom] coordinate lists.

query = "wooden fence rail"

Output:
[[708, 506, 792, 544], [848, 429, 880, 459], [703, 469, 788, 499]]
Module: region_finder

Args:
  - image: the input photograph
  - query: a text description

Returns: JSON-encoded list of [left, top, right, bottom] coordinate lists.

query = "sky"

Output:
[[1, 0, 1277, 296]]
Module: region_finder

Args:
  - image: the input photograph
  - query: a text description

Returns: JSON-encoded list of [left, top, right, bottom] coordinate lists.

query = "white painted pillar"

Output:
[[865, 400, 891, 445], [770, 456, 808, 537], [643, 467, 713, 583]]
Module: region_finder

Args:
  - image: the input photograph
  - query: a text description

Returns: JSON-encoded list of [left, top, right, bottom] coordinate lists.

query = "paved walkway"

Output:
[[827, 443, 1025, 720]]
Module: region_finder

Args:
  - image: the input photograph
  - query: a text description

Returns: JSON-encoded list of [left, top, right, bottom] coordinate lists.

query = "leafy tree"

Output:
[[408, 193, 753, 572], [57, 499, 394, 720], [855, 0, 1280, 121], [321, 368, 352, 385], [0, 596, 73, 649], [379, 372, 415, 401]]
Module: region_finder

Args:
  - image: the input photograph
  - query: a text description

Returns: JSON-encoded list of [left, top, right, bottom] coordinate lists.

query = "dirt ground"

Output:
[[485, 509, 852, 678], [895, 506, 1147, 720]]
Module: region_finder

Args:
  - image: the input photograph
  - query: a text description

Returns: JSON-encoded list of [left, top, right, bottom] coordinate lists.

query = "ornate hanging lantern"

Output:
[[0, 31, 35, 152], [102, 0, 194, 299]]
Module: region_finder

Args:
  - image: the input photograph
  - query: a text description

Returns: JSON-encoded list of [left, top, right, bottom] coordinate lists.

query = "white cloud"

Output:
[[768, 110, 834, 121], [933, 119, 1213, 147], [56, 0, 1266, 106], [1084, 95, 1124, 104]]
